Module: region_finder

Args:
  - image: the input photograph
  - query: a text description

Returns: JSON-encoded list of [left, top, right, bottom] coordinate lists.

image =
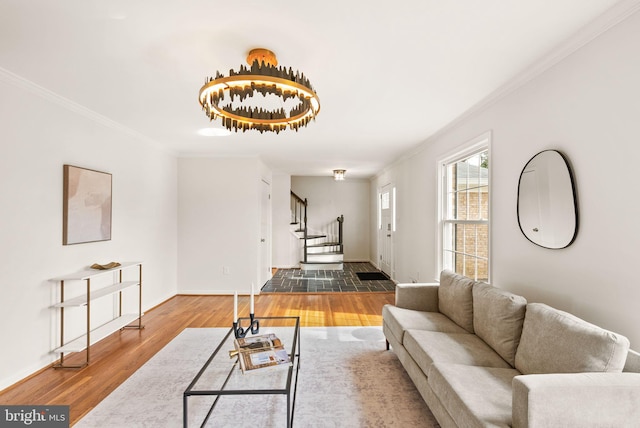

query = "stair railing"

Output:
[[291, 191, 308, 262], [337, 214, 344, 254], [291, 190, 345, 267]]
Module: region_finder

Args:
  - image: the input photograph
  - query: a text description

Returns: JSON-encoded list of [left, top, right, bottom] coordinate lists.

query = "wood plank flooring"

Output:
[[0, 292, 394, 426]]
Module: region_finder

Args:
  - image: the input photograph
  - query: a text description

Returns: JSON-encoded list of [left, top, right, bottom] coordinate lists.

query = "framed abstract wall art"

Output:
[[63, 165, 112, 245]]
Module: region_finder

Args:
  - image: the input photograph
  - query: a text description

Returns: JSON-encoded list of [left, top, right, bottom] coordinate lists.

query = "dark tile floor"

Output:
[[261, 262, 396, 293]]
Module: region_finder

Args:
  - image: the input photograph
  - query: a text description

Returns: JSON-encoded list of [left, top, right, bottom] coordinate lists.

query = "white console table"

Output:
[[50, 262, 144, 368]]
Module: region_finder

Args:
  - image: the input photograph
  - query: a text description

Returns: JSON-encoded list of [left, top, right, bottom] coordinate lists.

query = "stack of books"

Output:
[[232, 333, 292, 374]]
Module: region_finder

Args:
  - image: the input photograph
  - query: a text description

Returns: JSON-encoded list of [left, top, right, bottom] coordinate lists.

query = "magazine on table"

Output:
[[233, 333, 292, 374]]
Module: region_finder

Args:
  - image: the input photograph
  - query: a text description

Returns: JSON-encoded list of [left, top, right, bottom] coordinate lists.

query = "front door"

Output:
[[379, 184, 394, 277]]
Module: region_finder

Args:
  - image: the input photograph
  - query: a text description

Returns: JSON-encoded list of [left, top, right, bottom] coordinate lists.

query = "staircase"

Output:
[[291, 191, 344, 271]]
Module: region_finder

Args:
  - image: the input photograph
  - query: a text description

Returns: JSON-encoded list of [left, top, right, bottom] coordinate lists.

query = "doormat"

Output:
[[356, 271, 390, 281]]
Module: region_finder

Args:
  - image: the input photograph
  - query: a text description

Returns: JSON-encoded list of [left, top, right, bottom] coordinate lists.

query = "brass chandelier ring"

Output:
[[198, 49, 321, 134]]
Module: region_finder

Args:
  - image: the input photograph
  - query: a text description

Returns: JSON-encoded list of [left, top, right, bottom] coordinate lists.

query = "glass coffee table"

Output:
[[183, 316, 301, 427]]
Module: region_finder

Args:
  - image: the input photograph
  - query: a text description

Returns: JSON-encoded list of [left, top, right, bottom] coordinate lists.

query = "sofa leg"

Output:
[[386, 339, 389, 351]]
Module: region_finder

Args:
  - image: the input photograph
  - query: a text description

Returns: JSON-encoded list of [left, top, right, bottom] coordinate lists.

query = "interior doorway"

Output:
[[260, 179, 272, 288]]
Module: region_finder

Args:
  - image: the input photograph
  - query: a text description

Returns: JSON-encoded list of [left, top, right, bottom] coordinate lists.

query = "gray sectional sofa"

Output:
[[382, 270, 640, 427]]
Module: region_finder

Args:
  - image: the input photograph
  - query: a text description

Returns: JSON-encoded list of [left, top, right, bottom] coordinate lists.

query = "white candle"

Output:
[[233, 291, 238, 322], [250, 283, 255, 314]]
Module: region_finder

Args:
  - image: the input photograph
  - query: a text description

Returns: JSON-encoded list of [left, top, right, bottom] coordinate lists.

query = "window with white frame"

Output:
[[440, 142, 490, 281]]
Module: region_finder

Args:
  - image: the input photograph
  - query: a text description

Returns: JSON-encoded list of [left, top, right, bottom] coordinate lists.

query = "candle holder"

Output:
[[233, 313, 260, 339]]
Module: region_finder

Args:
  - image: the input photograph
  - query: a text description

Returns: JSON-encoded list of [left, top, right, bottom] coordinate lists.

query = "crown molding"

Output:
[[0, 66, 173, 154], [374, 0, 640, 181], [454, 0, 640, 129]]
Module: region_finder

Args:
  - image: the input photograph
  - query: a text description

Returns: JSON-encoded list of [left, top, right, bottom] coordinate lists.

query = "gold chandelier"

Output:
[[199, 48, 320, 134]]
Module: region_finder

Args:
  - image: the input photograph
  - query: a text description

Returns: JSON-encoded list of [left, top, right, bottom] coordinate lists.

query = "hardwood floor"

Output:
[[0, 292, 394, 426]]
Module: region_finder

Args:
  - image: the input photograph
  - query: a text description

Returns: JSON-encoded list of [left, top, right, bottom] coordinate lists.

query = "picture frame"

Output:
[[63, 165, 112, 245]]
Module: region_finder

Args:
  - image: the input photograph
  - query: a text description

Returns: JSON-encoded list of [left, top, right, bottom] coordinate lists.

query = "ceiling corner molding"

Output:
[[393, 0, 640, 169], [474, 0, 640, 112], [0, 66, 173, 155], [436, 0, 640, 137]]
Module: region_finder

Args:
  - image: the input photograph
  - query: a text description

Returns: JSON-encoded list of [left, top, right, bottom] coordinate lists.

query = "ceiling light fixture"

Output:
[[198, 48, 320, 134], [333, 169, 346, 181]]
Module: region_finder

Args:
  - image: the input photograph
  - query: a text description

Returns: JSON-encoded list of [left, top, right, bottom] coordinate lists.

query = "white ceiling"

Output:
[[0, 0, 626, 178]]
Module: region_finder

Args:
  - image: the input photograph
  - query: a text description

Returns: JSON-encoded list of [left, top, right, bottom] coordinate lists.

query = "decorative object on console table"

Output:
[[90, 262, 121, 270], [49, 261, 144, 369], [62, 165, 112, 245], [232, 333, 292, 374]]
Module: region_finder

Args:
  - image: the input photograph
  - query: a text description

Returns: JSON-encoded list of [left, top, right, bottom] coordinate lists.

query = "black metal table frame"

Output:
[[183, 316, 301, 427]]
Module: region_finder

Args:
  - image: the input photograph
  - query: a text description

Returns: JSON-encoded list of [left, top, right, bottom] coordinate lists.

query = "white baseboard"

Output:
[[0, 359, 56, 392], [273, 264, 299, 269]]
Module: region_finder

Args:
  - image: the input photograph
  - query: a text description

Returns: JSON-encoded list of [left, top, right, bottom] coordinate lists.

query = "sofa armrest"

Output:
[[624, 349, 640, 372], [395, 283, 439, 312], [512, 372, 640, 428]]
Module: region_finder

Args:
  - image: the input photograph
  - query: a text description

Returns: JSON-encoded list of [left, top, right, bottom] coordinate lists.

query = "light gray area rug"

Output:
[[76, 327, 439, 427]]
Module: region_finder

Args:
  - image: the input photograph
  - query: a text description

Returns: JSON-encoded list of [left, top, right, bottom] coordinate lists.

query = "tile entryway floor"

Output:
[[261, 262, 396, 293]]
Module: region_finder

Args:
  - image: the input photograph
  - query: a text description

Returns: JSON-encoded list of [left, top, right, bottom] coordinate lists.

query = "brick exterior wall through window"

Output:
[[443, 149, 489, 282], [454, 191, 489, 281]]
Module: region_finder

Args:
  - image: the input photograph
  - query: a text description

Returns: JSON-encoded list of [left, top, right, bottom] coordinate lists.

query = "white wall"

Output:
[[0, 76, 178, 390], [177, 157, 271, 294], [272, 173, 297, 268], [292, 176, 370, 262], [371, 10, 640, 346], [372, 154, 439, 282]]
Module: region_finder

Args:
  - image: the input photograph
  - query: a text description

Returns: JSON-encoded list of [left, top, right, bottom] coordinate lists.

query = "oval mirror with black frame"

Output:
[[517, 149, 578, 249]]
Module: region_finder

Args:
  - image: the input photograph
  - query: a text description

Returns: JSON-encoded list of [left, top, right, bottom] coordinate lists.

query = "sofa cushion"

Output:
[[428, 363, 520, 428], [382, 305, 468, 345], [624, 349, 640, 373], [473, 282, 527, 366], [438, 270, 475, 333], [515, 303, 630, 374], [404, 330, 511, 376]]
